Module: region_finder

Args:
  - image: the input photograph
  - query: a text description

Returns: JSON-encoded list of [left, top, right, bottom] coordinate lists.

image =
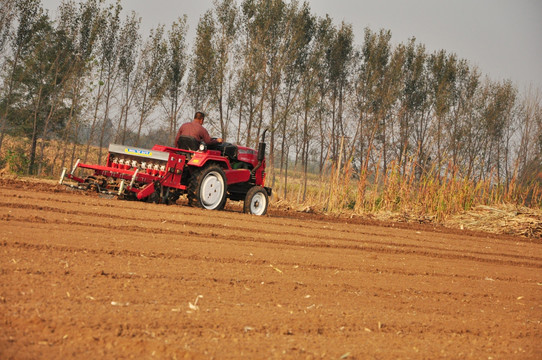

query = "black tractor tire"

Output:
[[243, 186, 269, 215], [188, 165, 227, 211]]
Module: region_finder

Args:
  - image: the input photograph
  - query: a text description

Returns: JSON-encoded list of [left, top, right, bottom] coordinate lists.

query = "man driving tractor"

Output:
[[175, 111, 223, 148]]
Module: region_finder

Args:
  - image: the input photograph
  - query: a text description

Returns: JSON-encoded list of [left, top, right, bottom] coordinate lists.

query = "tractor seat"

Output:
[[176, 135, 200, 151]]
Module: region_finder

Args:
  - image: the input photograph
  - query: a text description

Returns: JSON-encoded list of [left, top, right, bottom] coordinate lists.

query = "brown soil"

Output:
[[1, 177, 541, 359]]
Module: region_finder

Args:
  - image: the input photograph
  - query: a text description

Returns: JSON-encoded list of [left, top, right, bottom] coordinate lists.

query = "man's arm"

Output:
[[199, 126, 223, 145], [199, 127, 216, 145]]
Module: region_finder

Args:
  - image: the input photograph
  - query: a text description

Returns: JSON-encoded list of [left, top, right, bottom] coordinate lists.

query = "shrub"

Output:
[[2, 146, 30, 175]]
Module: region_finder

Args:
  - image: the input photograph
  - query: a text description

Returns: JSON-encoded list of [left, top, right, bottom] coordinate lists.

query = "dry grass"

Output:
[[0, 135, 103, 177], [445, 205, 542, 238], [273, 158, 542, 238]]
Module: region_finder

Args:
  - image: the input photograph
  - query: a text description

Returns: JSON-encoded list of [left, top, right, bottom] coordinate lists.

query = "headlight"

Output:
[[198, 143, 207, 152]]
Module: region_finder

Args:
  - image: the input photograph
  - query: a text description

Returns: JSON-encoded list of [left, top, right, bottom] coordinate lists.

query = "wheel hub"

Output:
[[250, 193, 266, 215], [200, 172, 224, 209]]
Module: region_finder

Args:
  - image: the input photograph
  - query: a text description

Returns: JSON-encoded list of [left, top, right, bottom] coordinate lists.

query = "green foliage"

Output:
[[187, 10, 216, 110], [0, 0, 16, 53], [2, 145, 29, 175]]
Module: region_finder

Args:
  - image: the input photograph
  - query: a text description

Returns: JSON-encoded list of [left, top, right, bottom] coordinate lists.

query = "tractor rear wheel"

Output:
[[188, 165, 227, 211], [243, 186, 268, 215]]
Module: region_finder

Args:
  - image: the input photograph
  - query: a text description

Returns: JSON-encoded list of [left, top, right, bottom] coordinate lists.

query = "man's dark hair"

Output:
[[194, 111, 205, 121]]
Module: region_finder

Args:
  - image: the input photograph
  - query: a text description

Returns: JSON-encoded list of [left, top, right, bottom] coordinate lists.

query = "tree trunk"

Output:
[[0, 46, 22, 153], [98, 74, 115, 162], [84, 64, 105, 163]]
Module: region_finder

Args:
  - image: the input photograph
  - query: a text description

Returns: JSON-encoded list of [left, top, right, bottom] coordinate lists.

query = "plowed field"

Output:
[[1, 178, 541, 359]]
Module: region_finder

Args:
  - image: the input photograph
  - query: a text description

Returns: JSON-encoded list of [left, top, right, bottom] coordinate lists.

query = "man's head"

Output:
[[194, 111, 205, 125]]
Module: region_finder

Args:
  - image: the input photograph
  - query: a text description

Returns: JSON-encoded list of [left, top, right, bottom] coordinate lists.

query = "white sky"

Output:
[[41, 0, 542, 92]]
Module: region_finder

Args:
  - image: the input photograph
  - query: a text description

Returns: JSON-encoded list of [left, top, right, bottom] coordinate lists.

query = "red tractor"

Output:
[[60, 131, 272, 215]]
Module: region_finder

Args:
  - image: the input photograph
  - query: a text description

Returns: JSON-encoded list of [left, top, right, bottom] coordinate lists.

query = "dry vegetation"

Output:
[[0, 135, 104, 177], [2, 135, 541, 239], [273, 157, 542, 239]]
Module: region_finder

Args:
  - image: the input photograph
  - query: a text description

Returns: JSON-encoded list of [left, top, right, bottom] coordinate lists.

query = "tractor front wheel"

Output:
[[189, 165, 227, 211], [244, 186, 269, 215]]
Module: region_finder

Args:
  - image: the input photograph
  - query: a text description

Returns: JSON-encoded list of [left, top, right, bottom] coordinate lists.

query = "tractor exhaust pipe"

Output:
[[252, 129, 268, 176], [257, 130, 267, 161]]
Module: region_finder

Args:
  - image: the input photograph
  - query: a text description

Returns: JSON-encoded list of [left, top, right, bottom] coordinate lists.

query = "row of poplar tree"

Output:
[[0, 0, 541, 188]]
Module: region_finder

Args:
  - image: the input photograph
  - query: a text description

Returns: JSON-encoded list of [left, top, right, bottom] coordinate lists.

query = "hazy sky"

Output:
[[41, 0, 542, 92]]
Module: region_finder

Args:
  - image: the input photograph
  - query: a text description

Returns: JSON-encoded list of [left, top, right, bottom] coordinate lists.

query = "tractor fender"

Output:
[[187, 152, 231, 169], [224, 169, 251, 185], [187, 154, 250, 185]]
